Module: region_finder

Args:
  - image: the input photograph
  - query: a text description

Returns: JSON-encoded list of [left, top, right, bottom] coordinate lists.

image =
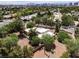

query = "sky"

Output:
[[0, 0, 79, 1], [0, 0, 78, 5]]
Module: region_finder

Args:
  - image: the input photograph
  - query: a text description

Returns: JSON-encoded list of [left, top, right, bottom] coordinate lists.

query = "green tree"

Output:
[[27, 22, 35, 28], [8, 45, 34, 58], [0, 19, 24, 38], [73, 15, 78, 21], [29, 29, 37, 40], [0, 34, 18, 57], [60, 7, 71, 13], [66, 39, 79, 58], [0, 11, 3, 20], [34, 17, 41, 24], [0, 28, 7, 38], [37, 12, 41, 17], [57, 31, 71, 43], [55, 19, 61, 33], [62, 15, 74, 26], [47, 10, 52, 16], [31, 36, 40, 46], [75, 27, 79, 39], [2, 34, 18, 53], [10, 19, 24, 32], [42, 34, 55, 51]]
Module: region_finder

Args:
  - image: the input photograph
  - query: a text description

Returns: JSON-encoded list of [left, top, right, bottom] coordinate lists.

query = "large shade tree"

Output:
[[0, 19, 24, 38], [2, 34, 18, 53], [0, 34, 18, 57], [42, 34, 55, 51], [0, 34, 34, 58], [62, 15, 74, 26], [66, 39, 79, 58], [57, 31, 71, 43], [31, 36, 40, 46]]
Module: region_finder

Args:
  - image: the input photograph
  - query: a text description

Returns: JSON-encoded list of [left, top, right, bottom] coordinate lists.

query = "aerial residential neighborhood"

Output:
[[0, 1, 79, 58]]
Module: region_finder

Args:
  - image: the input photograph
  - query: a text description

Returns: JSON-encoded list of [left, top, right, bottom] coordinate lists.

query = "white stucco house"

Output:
[[20, 13, 37, 21], [3, 14, 12, 19]]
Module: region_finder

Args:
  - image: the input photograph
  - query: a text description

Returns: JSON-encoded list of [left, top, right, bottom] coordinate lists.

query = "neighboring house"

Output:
[[25, 27, 55, 39], [66, 13, 72, 16], [61, 26, 75, 34], [74, 21, 79, 26], [40, 12, 46, 15], [50, 10, 54, 13], [60, 26, 75, 39], [20, 13, 37, 21], [25, 27, 36, 33], [38, 31, 55, 39], [36, 27, 55, 38], [36, 27, 49, 34], [11, 13, 17, 17], [0, 19, 13, 28], [3, 14, 12, 19], [71, 11, 79, 16], [71, 11, 79, 21]]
